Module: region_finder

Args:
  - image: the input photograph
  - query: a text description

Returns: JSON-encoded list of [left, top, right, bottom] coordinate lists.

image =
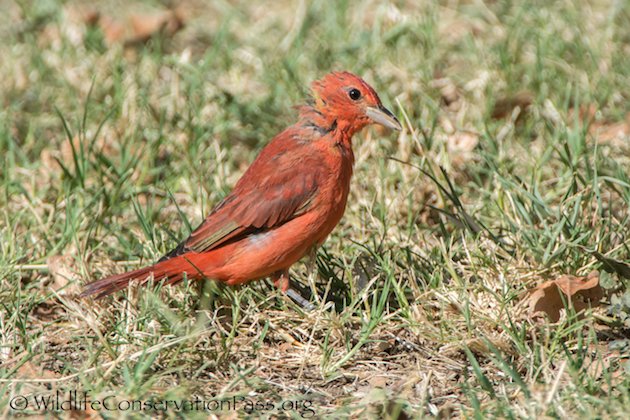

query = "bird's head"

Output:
[[307, 71, 402, 136]]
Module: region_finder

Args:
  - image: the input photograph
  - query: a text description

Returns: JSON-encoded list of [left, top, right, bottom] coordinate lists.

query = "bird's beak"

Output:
[[366, 105, 402, 131]]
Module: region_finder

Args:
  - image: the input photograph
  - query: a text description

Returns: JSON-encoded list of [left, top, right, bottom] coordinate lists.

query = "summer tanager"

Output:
[[81, 71, 401, 300]]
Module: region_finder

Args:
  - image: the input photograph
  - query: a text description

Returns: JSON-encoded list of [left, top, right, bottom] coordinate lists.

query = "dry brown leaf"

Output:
[[128, 10, 184, 44], [83, 8, 185, 47], [47, 255, 80, 294], [590, 119, 630, 145], [527, 271, 603, 322], [491, 91, 534, 120], [583, 343, 628, 391], [567, 104, 630, 146], [98, 15, 127, 45]]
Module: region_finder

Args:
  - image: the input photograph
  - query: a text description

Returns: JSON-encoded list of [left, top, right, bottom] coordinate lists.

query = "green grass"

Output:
[[2, 0, 630, 417]]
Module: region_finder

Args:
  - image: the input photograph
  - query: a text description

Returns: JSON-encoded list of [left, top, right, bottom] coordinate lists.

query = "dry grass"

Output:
[[2, 0, 630, 418]]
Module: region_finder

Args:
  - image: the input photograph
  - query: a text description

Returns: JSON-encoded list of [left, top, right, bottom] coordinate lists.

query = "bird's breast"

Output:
[[310, 143, 354, 239]]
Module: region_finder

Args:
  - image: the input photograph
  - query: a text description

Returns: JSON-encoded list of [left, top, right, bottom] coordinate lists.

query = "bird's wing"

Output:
[[161, 132, 321, 259], [184, 169, 318, 253]]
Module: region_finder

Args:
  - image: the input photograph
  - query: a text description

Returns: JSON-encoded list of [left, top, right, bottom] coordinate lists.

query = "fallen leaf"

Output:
[[527, 271, 603, 322], [590, 119, 630, 145], [47, 255, 80, 294], [567, 104, 630, 146], [82, 7, 185, 47], [98, 15, 127, 45], [128, 10, 184, 45]]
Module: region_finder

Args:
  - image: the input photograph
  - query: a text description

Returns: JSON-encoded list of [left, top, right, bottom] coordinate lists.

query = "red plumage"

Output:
[[81, 71, 401, 299]]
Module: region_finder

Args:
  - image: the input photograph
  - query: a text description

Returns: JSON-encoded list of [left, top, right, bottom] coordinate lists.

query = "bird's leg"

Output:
[[271, 270, 315, 312], [306, 246, 318, 275], [305, 246, 321, 303], [272, 269, 290, 292]]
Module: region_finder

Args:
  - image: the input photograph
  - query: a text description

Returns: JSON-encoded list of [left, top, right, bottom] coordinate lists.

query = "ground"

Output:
[[1, 0, 630, 418]]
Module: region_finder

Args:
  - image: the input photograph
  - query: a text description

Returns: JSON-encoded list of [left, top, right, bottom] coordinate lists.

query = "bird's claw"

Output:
[[272, 270, 315, 311], [285, 288, 316, 312]]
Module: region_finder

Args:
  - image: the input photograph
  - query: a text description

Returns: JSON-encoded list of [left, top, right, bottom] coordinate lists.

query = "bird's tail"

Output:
[[80, 254, 208, 299]]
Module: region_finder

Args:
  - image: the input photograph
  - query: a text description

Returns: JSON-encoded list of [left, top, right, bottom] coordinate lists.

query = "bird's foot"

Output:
[[272, 270, 315, 312], [285, 288, 316, 312], [272, 270, 290, 292]]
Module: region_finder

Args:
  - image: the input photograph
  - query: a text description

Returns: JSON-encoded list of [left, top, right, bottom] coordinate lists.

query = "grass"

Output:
[[2, 0, 630, 417]]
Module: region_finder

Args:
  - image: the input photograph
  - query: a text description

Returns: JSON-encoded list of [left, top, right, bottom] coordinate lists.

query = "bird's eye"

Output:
[[348, 88, 362, 101]]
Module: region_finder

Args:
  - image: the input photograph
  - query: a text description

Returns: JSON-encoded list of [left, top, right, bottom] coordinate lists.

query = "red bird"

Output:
[[81, 71, 401, 301]]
